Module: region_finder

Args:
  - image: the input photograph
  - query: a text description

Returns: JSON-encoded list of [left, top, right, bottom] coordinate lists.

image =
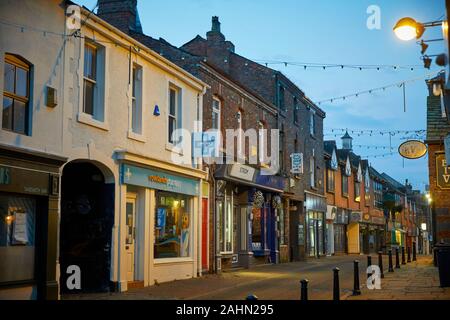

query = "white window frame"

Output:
[[212, 97, 221, 131], [237, 110, 243, 158], [167, 84, 180, 146], [78, 38, 108, 131], [129, 63, 143, 138], [310, 150, 315, 188], [309, 109, 315, 136]]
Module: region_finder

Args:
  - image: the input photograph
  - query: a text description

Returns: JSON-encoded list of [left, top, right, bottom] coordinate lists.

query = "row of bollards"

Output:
[[296, 246, 417, 301]]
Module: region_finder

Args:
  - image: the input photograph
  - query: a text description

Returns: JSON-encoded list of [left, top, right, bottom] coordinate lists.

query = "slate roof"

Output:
[[324, 140, 336, 157], [426, 73, 450, 142]]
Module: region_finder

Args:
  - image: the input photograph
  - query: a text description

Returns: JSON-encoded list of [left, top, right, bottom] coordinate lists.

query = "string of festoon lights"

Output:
[[252, 59, 425, 71], [324, 128, 426, 137], [315, 73, 438, 105]]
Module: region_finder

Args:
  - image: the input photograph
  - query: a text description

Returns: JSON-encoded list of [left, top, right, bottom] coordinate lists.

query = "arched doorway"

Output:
[[60, 161, 114, 293]]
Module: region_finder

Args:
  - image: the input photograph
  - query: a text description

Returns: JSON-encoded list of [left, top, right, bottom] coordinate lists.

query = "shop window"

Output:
[[326, 169, 335, 192], [0, 195, 36, 283], [2, 54, 31, 135], [154, 192, 191, 258], [251, 207, 262, 251], [223, 196, 233, 253]]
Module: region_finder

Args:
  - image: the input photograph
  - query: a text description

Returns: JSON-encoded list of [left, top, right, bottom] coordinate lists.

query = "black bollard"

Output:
[[300, 279, 308, 301], [333, 267, 340, 301], [407, 246, 411, 263], [413, 242, 417, 261], [401, 246, 406, 265], [378, 251, 385, 278], [388, 250, 394, 272], [352, 260, 361, 296], [395, 248, 400, 269], [246, 294, 258, 300]]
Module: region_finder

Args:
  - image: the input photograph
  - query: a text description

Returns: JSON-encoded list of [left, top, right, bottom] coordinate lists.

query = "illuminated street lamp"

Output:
[[393, 17, 444, 41]]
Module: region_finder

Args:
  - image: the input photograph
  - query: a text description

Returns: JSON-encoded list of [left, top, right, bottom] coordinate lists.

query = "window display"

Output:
[[154, 192, 191, 259], [0, 194, 36, 283]]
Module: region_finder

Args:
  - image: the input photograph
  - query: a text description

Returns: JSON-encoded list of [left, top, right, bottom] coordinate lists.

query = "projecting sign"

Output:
[[436, 153, 450, 190], [290, 153, 303, 174], [398, 140, 427, 159]]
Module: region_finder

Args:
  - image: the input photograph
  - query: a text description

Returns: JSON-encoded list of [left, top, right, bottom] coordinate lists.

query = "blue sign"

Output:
[[121, 164, 199, 196], [255, 173, 285, 191], [153, 105, 160, 116], [156, 207, 166, 231], [192, 131, 220, 158]]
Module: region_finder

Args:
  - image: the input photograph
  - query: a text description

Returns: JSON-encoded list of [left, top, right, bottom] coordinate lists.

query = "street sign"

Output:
[[398, 140, 427, 159]]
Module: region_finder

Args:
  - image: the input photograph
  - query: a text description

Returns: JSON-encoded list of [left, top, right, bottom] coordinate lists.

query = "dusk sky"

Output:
[[78, 0, 446, 191]]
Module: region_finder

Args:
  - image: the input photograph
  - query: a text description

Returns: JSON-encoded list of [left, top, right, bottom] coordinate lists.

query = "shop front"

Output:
[[118, 159, 204, 289], [371, 216, 385, 253], [333, 208, 349, 254], [0, 144, 66, 300], [305, 192, 327, 258], [213, 164, 285, 268], [348, 211, 362, 254]]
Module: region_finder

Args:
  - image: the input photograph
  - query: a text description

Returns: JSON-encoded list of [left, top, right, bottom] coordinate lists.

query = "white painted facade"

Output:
[[0, 0, 208, 297]]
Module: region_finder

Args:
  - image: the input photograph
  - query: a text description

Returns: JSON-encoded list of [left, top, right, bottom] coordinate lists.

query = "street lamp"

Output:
[[393, 17, 444, 41]]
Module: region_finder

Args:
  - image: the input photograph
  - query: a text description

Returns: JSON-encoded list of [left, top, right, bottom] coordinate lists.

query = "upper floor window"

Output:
[[293, 97, 299, 124], [83, 41, 105, 122], [279, 124, 285, 172], [168, 85, 181, 145], [354, 180, 361, 202], [131, 64, 143, 134], [327, 168, 335, 192], [212, 97, 221, 131], [309, 109, 316, 136], [342, 167, 349, 197], [310, 151, 315, 188], [236, 110, 243, 157], [2, 54, 30, 135], [278, 85, 285, 111]]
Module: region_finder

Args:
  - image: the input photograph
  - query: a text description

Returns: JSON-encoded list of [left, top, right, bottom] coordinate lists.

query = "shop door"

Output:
[[201, 198, 208, 271], [125, 195, 136, 282]]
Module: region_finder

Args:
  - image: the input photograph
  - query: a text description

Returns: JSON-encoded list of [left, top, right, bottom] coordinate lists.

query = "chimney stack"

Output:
[[97, 0, 142, 34]]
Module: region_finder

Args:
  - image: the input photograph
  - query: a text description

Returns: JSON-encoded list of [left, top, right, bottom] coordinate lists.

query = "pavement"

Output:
[[346, 255, 450, 300], [62, 254, 450, 300]]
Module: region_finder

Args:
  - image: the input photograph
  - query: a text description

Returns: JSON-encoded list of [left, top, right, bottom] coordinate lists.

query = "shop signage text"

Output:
[[436, 153, 450, 189], [290, 153, 303, 174], [122, 164, 199, 196], [229, 164, 255, 182], [398, 140, 427, 159]]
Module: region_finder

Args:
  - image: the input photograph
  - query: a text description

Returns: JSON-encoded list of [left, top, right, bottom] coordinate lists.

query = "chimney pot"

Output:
[[211, 16, 221, 32]]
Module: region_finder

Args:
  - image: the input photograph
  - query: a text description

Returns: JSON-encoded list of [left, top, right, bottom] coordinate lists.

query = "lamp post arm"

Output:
[[423, 20, 445, 28]]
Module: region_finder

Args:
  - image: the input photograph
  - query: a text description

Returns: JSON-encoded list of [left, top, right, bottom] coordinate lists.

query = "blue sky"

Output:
[[78, 0, 446, 191]]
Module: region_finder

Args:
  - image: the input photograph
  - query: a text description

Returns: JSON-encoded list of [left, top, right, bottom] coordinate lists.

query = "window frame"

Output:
[[212, 96, 221, 131], [310, 153, 316, 188], [326, 168, 335, 193], [309, 109, 316, 136], [168, 85, 181, 145], [2, 54, 31, 135], [130, 63, 143, 135], [83, 42, 97, 117], [342, 170, 349, 197]]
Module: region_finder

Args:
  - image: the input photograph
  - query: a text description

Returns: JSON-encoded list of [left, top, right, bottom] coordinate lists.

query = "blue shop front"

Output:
[[115, 153, 206, 290], [214, 164, 285, 270]]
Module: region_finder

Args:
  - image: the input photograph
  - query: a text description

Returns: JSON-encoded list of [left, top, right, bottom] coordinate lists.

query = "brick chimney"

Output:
[[204, 16, 235, 73], [97, 0, 142, 34]]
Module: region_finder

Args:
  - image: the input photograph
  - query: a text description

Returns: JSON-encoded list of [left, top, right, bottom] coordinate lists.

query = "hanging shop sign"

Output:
[[398, 140, 427, 159], [121, 164, 199, 196], [290, 153, 303, 174], [349, 211, 362, 223], [436, 153, 450, 189], [326, 205, 337, 220], [229, 163, 255, 182]]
